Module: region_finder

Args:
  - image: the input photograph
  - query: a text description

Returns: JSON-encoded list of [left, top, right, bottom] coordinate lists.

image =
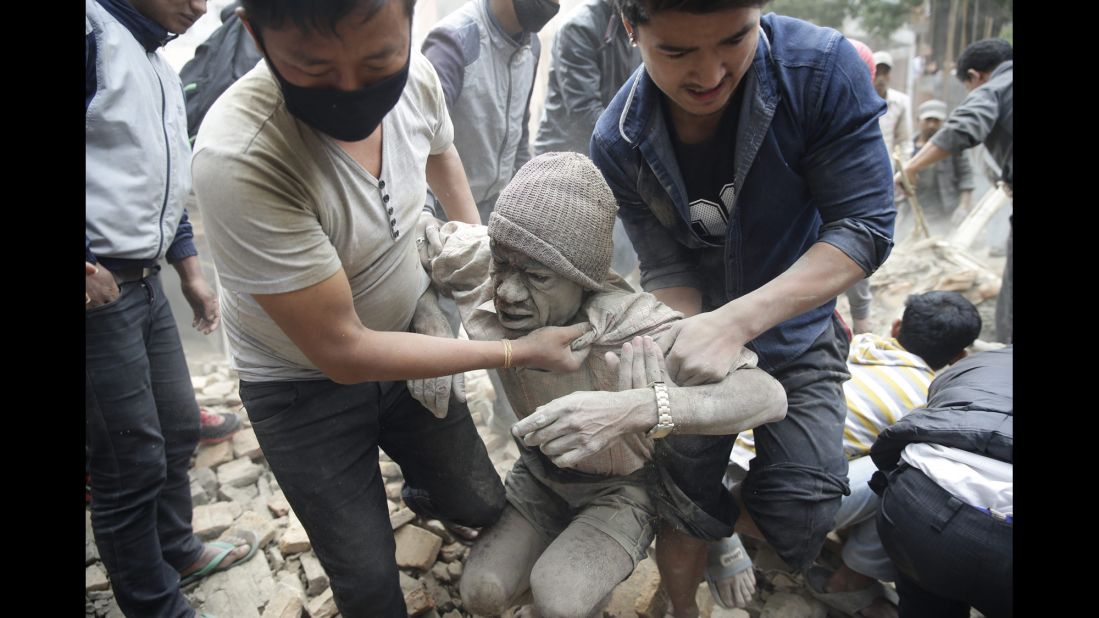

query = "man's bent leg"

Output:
[[655, 522, 709, 618], [86, 281, 195, 618], [742, 316, 851, 572], [378, 383, 506, 527], [461, 506, 550, 614], [240, 379, 405, 618], [531, 521, 635, 618]]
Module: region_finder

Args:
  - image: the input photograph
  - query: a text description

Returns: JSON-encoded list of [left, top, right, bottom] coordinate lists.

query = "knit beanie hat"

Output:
[[488, 152, 618, 291]]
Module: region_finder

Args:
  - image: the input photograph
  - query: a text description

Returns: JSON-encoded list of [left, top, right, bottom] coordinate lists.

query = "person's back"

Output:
[[178, 2, 262, 143], [533, 0, 639, 155], [421, 0, 555, 222], [870, 346, 1012, 617]]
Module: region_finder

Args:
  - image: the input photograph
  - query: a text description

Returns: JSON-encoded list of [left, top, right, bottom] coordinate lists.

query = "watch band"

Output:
[[646, 381, 674, 439]]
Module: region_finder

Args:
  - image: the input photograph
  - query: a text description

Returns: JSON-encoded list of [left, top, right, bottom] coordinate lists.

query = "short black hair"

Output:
[[955, 38, 1012, 82], [240, 0, 416, 36], [897, 291, 982, 370], [615, 0, 769, 27]]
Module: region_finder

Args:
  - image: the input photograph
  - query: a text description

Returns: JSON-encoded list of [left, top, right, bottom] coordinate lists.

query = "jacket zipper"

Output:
[[153, 62, 171, 259]]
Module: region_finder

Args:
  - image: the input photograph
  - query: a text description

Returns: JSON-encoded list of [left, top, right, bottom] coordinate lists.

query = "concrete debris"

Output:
[[760, 591, 827, 618], [86, 564, 110, 592], [195, 441, 235, 469], [267, 491, 291, 518], [299, 551, 329, 596], [217, 456, 264, 488], [259, 583, 305, 618], [192, 502, 235, 540], [232, 427, 264, 460], [306, 588, 339, 618], [394, 525, 443, 571], [390, 507, 416, 530]]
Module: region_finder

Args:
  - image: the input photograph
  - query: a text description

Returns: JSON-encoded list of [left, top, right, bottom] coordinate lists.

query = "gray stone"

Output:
[[399, 571, 421, 595], [228, 500, 244, 519], [306, 588, 339, 618], [192, 502, 235, 540], [439, 542, 467, 563], [430, 562, 451, 584], [279, 512, 311, 555], [385, 482, 403, 500], [390, 507, 416, 530], [760, 592, 827, 618], [266, 546, 285, 572], [191, 480, 211, 506], [232, 427, 264, 460], [225, 510, 279, 549], [192, 375, 213, 390], [190, 466, 220, 495], [442, 611, 462, 618], [267, 491, 291, 518], [446, 561, 462, 581], [394, 525, 443, 571], [404, 586, 436, 616], [217, 456, 264, 488], [85, 601, 95, 615], [299, 551, 329, 596], [276, 571, 304, 596], [423, 575, 453, 611], [260, 583, 305, 618], [102, 597, 125, 618], [379, 460, 401, 479], [87, 591, 114, 601], [195, 441, 235, 470], [204, 380, 235, 399], [86, 512, 100, 565], [218, 482, 259, 504], [86, 565, 110, 592]]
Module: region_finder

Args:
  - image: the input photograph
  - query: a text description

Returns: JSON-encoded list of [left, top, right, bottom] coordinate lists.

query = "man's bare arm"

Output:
[[513, 336, 787, 468], [252, 268, 590, 384], [426, 144, 480, 224]]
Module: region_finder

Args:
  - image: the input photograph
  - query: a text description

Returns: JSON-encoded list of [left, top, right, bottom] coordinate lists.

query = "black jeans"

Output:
[[85, 273, 204, 618], [657, 314, 851, 570], [877, 465, 1013, 618], [239, 378, 506, 617]]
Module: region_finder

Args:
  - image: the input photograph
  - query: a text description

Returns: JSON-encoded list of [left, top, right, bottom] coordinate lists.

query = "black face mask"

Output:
[[512, 0, 559, 33], [252, 27, 411, 142]]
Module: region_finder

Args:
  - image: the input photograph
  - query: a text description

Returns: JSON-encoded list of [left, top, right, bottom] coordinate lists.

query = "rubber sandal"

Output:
[[180, 530, 259, 587]]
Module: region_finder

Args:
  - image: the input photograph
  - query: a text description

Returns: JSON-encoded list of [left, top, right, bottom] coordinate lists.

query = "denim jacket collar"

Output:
[[616, 24, 781, 237]]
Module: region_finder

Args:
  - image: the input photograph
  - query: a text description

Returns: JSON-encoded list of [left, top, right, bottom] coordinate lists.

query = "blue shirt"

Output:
[[590, 14, 895, 371]]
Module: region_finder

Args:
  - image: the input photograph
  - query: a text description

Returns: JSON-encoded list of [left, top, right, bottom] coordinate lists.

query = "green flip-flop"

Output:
[[180, 530, 259, 588]]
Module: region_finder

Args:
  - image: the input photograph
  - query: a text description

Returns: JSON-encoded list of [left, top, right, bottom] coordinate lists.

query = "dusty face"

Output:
[[919, 116, 942, 140], [625, 7, 760, 134], [129, 0, 207, 34], [242, 0, 411, 91], [874, 64, 891, 98], [491, 242, 585, 334]]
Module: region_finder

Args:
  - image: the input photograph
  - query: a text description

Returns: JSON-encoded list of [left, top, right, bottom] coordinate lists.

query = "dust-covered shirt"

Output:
[[193, 52, 452, 382], [428, 222, 759, 476]]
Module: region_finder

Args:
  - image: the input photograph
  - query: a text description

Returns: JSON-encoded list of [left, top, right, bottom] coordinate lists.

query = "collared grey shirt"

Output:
[[931, 61, 1012, 188]]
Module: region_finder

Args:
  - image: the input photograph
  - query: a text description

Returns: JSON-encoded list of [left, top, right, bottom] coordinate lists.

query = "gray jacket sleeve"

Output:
[[555, 17, 610, 131], [930, 86, 999, 154], [954, 149, 976, 193]]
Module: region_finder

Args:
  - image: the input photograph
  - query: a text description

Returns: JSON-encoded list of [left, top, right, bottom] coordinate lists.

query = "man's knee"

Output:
[[741, 465, 847, 571], [459, 568, 515, 616], [403, 480, 505, 528], [529, 564, 609, 618]]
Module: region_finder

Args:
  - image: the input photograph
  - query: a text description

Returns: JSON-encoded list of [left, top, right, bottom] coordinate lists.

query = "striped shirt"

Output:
[[730, 334, 935, 469]]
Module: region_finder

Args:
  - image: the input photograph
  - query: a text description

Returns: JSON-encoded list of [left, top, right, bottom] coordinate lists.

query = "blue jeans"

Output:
[[876, 465, 1012, 618], [239, 378, 506, 618], [85, 273, 204, 618], [656, 314, 851, 571]]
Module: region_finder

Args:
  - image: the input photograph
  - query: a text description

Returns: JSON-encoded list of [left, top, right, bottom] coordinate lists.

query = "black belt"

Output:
[[111, 264, 160, 285]]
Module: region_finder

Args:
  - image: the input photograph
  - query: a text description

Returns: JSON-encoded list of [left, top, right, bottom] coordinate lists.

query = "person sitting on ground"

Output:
[[421, 152, 788, 618], [712, 291, 982, 617]]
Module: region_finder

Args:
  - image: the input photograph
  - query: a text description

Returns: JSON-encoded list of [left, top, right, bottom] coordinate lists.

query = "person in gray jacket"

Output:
[[85, 0, 256, 615], [422, 0, 560, 223], [533, 0, 642, 280], [900, 39, 1012, 343], [903, 99, 976, 238]]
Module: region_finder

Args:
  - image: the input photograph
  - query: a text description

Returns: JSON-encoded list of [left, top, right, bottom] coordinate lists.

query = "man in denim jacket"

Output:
[[589, 1, 894, 615]]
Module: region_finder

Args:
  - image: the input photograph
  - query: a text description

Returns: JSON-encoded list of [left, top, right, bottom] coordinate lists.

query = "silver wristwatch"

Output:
[[646, 381, 674, 439]]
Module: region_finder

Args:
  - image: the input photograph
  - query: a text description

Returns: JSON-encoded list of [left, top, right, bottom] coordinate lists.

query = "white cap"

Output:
[[872, 51, 894, 68]]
